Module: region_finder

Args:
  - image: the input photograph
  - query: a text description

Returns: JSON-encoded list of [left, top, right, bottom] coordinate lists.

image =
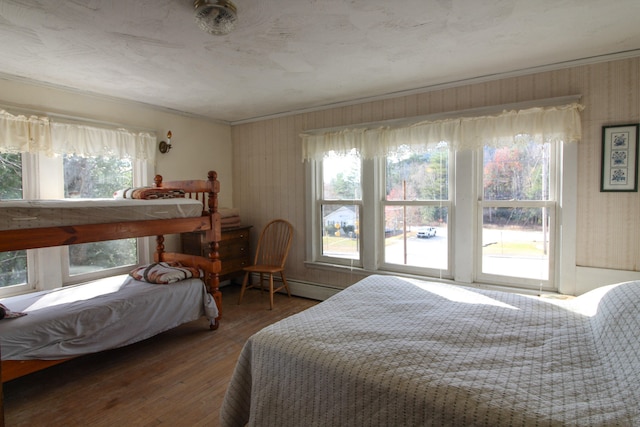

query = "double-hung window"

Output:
[[0, 110, 155, 295], [383, 143, 450, 275], [478, 139, 556, 288], [0, 152, 28, 291], [319, 149, 362, 265], [303, 101, 582, 292], [62, 154, 139, 282]]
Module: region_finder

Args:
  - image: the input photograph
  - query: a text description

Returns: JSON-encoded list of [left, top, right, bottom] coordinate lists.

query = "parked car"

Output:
[[417, 227, 437, 238]]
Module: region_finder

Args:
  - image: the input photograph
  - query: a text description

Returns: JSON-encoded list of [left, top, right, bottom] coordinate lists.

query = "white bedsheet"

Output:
[[0, 198, 203, 231], [0, 274, 215, 360], [221, 275, 640, 426]]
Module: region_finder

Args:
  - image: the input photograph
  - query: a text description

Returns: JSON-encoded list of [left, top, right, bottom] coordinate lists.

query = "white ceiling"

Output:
[[0, 0, 639, 124]]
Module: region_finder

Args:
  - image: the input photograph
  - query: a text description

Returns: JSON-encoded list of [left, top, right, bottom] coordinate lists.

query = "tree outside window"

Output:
[[0, 153, 26, 287], [63, 154, 137, 275]]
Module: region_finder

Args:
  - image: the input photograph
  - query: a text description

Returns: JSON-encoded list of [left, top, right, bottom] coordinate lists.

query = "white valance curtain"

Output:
[[301, 103, 583, 161], [0, 109, 156, 162]]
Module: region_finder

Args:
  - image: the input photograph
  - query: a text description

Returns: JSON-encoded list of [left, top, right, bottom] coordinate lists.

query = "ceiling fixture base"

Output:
[[194, 0, 237, 36]]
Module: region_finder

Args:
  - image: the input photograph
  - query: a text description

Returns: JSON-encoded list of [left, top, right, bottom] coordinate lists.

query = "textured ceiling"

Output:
[[0, 0, 639, 123]]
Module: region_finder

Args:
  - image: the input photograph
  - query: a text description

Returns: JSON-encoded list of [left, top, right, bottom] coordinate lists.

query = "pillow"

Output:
[[113, 187, 186, 199], [130, 262, 203, 284], [0, 303, 27, 319]]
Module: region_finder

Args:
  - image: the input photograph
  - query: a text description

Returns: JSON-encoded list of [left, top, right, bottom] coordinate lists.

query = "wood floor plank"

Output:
[[3, 284, 318, 427]]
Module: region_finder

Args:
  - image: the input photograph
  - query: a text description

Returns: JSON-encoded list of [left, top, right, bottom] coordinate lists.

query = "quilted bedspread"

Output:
[[0, 274, 216, 360], [220, 275, 640, 426]]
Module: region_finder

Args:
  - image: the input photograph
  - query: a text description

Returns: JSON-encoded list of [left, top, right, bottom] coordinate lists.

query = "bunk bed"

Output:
[[0, 171, 222, 383]]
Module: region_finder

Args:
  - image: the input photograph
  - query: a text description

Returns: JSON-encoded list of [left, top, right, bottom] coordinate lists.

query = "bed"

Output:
[[220, 274, 640, 426], [0, 171, 222, 383], [0, 173, 220, 252]]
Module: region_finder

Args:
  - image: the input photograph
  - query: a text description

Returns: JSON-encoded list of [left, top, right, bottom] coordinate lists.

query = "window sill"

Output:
[[303, 260, 562, 297]]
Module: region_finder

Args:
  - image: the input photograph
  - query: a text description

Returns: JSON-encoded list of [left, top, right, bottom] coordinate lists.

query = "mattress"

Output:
[[0, 274, 215, 360], [0, 198, 203, 231], [220, 275, 640, 426]]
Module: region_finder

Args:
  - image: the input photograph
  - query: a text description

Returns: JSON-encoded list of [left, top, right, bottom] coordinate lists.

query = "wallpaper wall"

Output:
[[231, 56, 640, 291]]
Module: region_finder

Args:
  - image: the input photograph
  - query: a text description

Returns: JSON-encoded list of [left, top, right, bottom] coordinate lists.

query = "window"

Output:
[[0, 109, 156, 295], [303, 101, 581, 292], [0, 153, 27, 289], [0, 152, 22, 199], [319, 150, 361, 264], [314, 145, 453, 279], [383, 144, 450, 274], [478, 140, 555, 287], [0, 152, 145, 294], [63, 154, 137, 278]]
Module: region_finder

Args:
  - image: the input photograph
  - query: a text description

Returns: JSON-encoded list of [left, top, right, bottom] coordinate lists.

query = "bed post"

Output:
[[207, 171, 222, 329], [150, 171, 221, 329], [155, 235, 165, 258], [153, 174, 167, 259]]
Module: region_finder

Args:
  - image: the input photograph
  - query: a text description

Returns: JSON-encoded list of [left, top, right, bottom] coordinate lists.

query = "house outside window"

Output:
[[319, 149, 361, 264]]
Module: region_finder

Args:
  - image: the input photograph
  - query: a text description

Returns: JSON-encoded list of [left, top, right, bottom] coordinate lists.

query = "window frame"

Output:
[[474, 140, 560, 292], [475, 200, 557, 290], [305, 127, 578, 294], [0, 153, 38, 296], [307, 152, 456, 279], [379, 149, 454, 278], [313, 153, 364, 268], [60, 155, 152, 286], [0, 151, 152, 297]]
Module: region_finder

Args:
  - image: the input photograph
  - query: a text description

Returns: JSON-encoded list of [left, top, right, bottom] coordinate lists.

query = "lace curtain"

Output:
[[0, 109, 156, 162], [301, 103, 583, 161]]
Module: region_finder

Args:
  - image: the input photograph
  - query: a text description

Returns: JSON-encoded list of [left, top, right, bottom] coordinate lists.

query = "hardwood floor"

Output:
[[3, 283, 319, 427]]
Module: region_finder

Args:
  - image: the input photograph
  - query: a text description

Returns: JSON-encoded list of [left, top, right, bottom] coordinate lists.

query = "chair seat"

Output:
[[243, 265, 283, 274]]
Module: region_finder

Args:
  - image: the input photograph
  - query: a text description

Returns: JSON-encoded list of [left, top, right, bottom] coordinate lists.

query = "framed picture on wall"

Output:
[[601, 124, 639, 192]]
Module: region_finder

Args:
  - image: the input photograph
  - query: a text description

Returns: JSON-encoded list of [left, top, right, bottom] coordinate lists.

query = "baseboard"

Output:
[[238, 267, 640, 301], [239, 266, 640, 300], [240, 274, 342, 301], [287, 279, 342, 301]]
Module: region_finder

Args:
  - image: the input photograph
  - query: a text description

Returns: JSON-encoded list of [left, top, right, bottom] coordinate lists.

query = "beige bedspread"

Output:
[[220, 275, 640, 426]]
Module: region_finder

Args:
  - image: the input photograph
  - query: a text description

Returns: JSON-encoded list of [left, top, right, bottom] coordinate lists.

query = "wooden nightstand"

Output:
[[181, 225, 252, 283]]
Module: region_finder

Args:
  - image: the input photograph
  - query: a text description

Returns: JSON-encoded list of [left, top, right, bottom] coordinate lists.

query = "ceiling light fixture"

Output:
[[194, 0, 238, 36]]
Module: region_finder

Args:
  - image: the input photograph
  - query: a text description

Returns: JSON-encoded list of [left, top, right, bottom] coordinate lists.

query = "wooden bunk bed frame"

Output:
[[0, 170, 222, 383]]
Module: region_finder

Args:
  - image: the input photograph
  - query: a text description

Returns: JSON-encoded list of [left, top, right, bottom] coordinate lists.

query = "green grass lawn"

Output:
[[323, 234, 545, 257], [323, 236, 358, 252]]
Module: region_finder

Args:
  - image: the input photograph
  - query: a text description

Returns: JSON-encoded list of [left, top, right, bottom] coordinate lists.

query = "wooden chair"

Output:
[[238, 219, 294, 309]]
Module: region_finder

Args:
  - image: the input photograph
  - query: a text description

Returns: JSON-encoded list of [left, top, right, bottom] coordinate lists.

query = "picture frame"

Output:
[[600, 124, 639, 192]]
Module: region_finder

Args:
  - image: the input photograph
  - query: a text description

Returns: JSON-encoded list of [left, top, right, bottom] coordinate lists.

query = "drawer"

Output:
[[221, 228, 250, 242], [220, 257, 251, 276], [181, 225, 252, 281], [218, 240, 249, 259]]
